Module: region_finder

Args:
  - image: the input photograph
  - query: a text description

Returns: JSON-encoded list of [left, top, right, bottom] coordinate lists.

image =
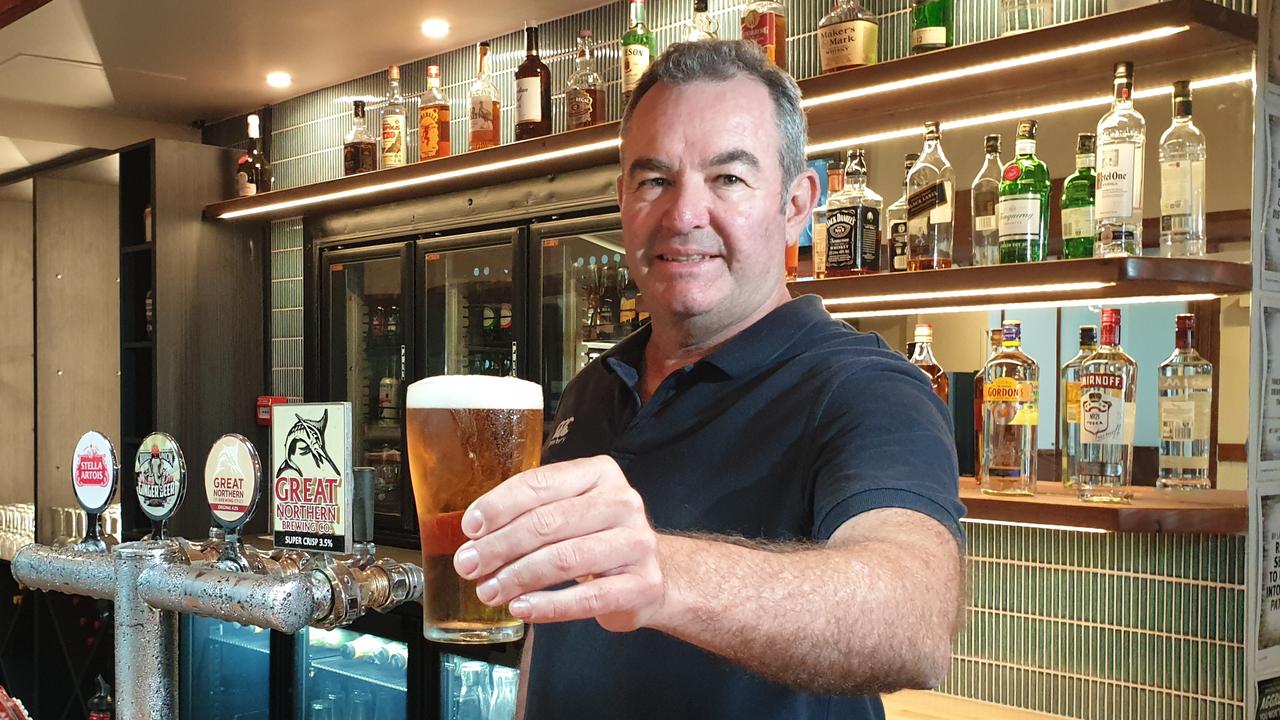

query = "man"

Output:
[[449, 40, 965, 718]]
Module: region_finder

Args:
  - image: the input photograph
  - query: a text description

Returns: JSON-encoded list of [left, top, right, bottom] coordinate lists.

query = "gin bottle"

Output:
[[1159, 80, 1207, 257], [1157, 314, 1213, 488], [909, 323, 949, 403], [970, 134, 1002, 266], [1077, 308, 1138, 502], [997, 119, 1050, 263], [906, 122, 954, 271], [824, 149, 881, 276], [981, 320, 1038, 496], [884, 152, 917, 273], [1059, 324, 1098, 487], [812, 156, 845, 279], [1061, 133, 1097, 259], [1095, 62, 1146, 256]]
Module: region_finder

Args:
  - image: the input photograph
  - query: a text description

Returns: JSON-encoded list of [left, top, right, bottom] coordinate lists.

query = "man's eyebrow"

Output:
[[627, 157, 675, 177], [706, 149, 760, 169]]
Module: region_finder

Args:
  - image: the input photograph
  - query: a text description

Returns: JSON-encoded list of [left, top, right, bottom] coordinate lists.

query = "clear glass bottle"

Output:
[[686, 0, 719, 41], [1061, 133, 1097, 259], [1159, 80, 1207, 257], [981, 320, 1038, 496], [1095, 61, 1146, 256], [825, 148, 882, 276], [998, 119, 1051, 263], [1060, 324, 1098, 488], [885, 152, 917, 273], [910, 323, 949, 403], [343, 101, 377, 176], [419, 65, 451, 160], [455, 661, 491, 720], [741, 0, 788, 71], [906, 121, 955, 271], [970, 134, 1002, 266], [488, 667, 519, 720], [622, 0, 657, 106], [974, 328, 1002, 482], [566, 31, 606, 131], [1158, 313, 1213, 489], [1077, 308, 1138, 503], [999, 0, 1052, 36], [813, 156, 844, 280], [381, 65, 407, 169], [515, 21, 552, 141], [911, 0, 952, 54], [469, 42, 501, 150], [818, 0, 878, 73]]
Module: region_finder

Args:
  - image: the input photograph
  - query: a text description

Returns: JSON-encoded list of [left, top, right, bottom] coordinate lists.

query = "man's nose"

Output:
[[660, 179, 712, 235]]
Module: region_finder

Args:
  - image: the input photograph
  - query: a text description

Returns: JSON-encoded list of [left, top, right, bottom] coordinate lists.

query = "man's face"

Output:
[[617, 76, 812, 332]]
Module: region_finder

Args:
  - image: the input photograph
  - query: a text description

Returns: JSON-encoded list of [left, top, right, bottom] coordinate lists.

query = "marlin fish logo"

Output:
[[275, 409, 341, 478]]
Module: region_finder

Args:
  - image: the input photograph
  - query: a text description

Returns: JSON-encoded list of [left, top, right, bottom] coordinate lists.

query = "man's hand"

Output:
[[452, 455, 666, 632]]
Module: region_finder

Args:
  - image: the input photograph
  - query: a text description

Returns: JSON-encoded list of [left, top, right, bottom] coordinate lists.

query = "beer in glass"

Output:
[[407, 375, 542, 643]]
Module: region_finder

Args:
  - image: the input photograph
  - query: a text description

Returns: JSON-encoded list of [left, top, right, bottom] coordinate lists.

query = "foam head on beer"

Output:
[[406, 374, 543, 410]]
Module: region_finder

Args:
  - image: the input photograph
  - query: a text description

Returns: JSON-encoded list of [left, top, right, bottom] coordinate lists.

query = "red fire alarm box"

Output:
[[256, 396, 288, 426]]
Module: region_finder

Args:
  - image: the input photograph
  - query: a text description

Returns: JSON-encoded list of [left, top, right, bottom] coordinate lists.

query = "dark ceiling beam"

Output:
[[0, 0, 53, 30]]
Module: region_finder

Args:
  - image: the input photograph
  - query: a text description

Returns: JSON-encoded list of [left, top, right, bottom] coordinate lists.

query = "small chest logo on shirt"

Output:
[[546, 417, 574, 448]]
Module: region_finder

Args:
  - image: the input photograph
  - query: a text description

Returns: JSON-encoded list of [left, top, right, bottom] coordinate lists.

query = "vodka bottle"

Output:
[[1077, 308, 1138, 502], [1060, 324, 1098, 487], [1159, 80, 1207, 257], [1157, 314, 1213, 488], [970, 134, 1002, 266], [1095, 62, 1146, 256]]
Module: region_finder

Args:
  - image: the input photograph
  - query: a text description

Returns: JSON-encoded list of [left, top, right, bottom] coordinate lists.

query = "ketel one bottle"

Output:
[[823, 148, 881, 276], [1076, 307, 1137, 503]]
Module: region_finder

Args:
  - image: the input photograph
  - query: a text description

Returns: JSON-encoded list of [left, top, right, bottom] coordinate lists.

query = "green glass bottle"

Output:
[[997, 119, 1051, 263], [911, 0, 952, 54], [1061, 133, 1097, 259], [621, 0, 657, 107]]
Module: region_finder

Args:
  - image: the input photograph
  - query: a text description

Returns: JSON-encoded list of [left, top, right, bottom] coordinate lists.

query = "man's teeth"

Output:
[[660, 254, 709, 262]]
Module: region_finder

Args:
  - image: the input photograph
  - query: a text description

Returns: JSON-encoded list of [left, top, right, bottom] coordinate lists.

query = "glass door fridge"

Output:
[[181, 616, 270, 720]]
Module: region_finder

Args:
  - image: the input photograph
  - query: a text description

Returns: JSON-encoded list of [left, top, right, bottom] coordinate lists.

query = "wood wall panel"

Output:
[[0, 199, 34, 506]]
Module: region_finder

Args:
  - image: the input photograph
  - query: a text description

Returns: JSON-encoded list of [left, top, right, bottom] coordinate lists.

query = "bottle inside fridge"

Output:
[[297, 626, 408, 720]]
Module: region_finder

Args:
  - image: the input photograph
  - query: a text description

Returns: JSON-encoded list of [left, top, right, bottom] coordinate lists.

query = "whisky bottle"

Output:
[[906, 121, 954, 271], [621, 0, 656, 106], [343, 101, 377, 176], [566, 30, 605, 131], [911, 0, 952, 54], [1077, 308, 1137, 503], [381, 65, 407, 169], [973, 328, 1002, 482], [910, 323, 949, 403], [981, 320, 1038, 495], [969, 134, 1002, 266], [235, 113, 271, 197], [469, 42, 501, 150], [1157, 314, 1213, 488], [1159, 80, 1207, 257], [812, 156, 845, 280], [515, 22, 552, 141], [825, 149, 881, 276], [1059, 324, 1098, 487], [818, 0, 878, 73], [741, 0, 788, 71], [997, 119, 1050, 263], [885, 152, 917, 273], [419, 65, 451, 160], [685, 0, 719, 41], [1061, 133, 1097, 259], [1095, 62, 1145, 256]]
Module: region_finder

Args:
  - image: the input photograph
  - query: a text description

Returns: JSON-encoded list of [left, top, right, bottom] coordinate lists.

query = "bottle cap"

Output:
[[247, 113, 260, 136], [1076, 133, 1096, 154], [1101, 307, 1121, 326], [1017, 119, 1038, 140], [984, 134, 1001, 153], [1079, 324, 1097, 346], [388, 64, 400, 80], [1114, 61, 1134, 79], [1176, 313, 1195, 332], [923, 121, 941, 138], [914, 323, 933, 342], [352, 100, 365, 117], [427, 65, 441, 78], [579, 28, 593, 38], [1002, 320, 1022, 345]]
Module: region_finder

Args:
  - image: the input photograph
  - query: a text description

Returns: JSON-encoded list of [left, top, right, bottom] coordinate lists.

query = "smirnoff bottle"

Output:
[[1159, 80, 1207, 257], [1095, 62, 1145, 256], [1157, 314, 1213, 488], [970, 134, 1002, 266], [1077, 308, 1137, 502], [981, 320, 1038, 496], [1059, 324, 1098, 487], [906, 121, 955, 271], [884, 152, 918, 273]]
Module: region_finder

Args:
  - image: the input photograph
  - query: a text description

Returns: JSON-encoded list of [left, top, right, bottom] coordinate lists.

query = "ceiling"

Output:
[[0, 0, 608, 191]]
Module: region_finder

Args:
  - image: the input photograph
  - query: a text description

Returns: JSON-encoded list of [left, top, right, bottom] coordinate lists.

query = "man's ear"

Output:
[[616, 172, 624, 206], [783, 168, 821, 245]]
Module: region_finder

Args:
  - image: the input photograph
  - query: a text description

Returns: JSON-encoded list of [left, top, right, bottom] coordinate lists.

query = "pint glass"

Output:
[[406, 375, 543, 643]]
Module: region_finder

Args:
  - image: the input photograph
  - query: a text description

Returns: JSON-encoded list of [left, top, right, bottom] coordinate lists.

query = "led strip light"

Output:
[[814, 280, 1115, 307], [960, 517, 1111, 534], [828, 292, 1222, 319]]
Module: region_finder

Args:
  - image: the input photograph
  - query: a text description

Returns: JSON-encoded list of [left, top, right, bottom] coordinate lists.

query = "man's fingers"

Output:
[[474, 528, 643, 607], [463, 456, 613, 538], [508, 573, 656, 626]]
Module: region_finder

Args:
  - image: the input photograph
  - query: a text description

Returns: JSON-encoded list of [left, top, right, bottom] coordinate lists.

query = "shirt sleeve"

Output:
[[809, 355, 966, 544]]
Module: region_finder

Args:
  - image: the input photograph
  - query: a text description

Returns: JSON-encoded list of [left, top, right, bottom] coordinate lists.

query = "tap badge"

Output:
[[203, 434, 261, 530], [270, 402, 353, 555], [134, 432, 186, 523], [72, 431, 118, 514]]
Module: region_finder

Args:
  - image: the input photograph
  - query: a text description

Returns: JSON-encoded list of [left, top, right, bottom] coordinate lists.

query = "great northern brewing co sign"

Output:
[[270, 402, 353, 554]]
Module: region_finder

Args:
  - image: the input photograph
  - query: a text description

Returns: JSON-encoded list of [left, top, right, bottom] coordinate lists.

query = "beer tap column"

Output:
[[114, 542, 180, 720]]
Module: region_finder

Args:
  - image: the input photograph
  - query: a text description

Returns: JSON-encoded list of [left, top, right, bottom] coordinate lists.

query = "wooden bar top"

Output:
[[959, 480, 1246, 535], [884, 690, 1069, 719]]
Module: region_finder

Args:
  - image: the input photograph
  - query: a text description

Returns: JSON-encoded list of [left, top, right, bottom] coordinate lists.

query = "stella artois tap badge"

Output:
[[133, 432, 187, 538], [71, 431, 119, 550]]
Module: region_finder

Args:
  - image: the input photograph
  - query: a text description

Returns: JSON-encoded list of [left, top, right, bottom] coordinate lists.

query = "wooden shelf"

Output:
[[790, 256, 1250, 316], [960, 480, 1246, 534], [203, 0, 1254, 224]]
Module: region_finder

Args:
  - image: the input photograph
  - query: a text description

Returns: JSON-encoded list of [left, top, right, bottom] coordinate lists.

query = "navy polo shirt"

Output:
[[525, 294, 964, 720]]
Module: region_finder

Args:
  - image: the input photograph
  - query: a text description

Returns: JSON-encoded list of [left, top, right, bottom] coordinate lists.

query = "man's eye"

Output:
[[638, 177, 669, 189], [718, 175, 743, 186]]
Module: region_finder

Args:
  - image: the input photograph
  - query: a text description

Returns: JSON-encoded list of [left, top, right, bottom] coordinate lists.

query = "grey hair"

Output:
[[620, 40, 808, 190]]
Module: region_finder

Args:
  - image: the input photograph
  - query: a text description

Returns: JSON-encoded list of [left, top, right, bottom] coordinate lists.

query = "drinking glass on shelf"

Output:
[[999, 0, 1052, 35]]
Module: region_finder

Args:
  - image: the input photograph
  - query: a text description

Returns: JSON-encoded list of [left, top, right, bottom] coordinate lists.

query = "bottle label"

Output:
[[907, 181, 951, 223], [741, 11, 786, 67], [972, 187, 998, 232], [1079, 373, 1127, 444], [622, 44, 651, 92], [235, 171, 255, 197], [911, 26, 947, 48], [381, 113, 406, 167], [1159, 158, 1203, 216], [1015, 139, 1036, 156], [997, 194, 1042, 242], [470, 97, 497, 147], [344, 143, 374, 175], [1062, 205, 1095, 240], [1159, 399, 1202, 441], [566, 88, 598, 129], [985, 377, 1038, 425], [812, 219, 828, 276], [516, 77, 543, 124], [1096, 142, 1138, 218], [858, 207, 881, 271], [1065, 381, 1081, 423], [817, 19, 877, 71], [419, 105, 450, 160], [825, 208, 856, 272], [890, 221, 908, 270]]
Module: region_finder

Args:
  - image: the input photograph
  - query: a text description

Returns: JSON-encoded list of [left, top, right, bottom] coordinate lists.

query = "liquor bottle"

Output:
[[1159, 80, 1207, 257], [1157, 314, 1213, 488], [566, 30, 605, 131], [469, 42, 501, 151], [1059, 324, 1098, 487], [87, 676, 113, 720], [1095, 61, 1145, 256], [910, 323, 949, 403], [1061, 133, 1097, 259], [235, 113, 271, 197], [341, 635, 390, 664], [343, 101, 377, 175], [812, 155, 844, 280], [997, 119, 1050, 263], [685, 0, 719, 41], [381, 65, 407, 169], [817, 0, 879, 73], [973, 327, 1002, 482], [1077, 307, 1138, 502], [970, 134, 1002, 266], [911, 0, 952, 54], [885, 152, 917, 273], [981, 320, 1038, 496], [824, 148, 881, 276], [515, 22, 552, 141], [906, 121, 954, 271], [741, 0, 788, 71], [622, 0, 657, 106], [419, 65, 451, 160]]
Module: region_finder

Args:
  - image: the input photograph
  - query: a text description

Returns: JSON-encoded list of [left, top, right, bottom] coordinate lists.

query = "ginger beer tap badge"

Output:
[[204, 434, 262, 532], [270, 403, 353, 554], [134, 432, 186, 524], [72, 430, 119, 514]]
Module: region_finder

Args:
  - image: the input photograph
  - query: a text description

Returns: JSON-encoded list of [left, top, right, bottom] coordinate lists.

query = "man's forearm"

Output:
[[646, 512, 962, 696]]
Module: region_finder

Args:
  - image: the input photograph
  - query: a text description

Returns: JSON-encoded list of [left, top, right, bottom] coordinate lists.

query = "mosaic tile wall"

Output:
[[199, 0, 1256, 715]]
